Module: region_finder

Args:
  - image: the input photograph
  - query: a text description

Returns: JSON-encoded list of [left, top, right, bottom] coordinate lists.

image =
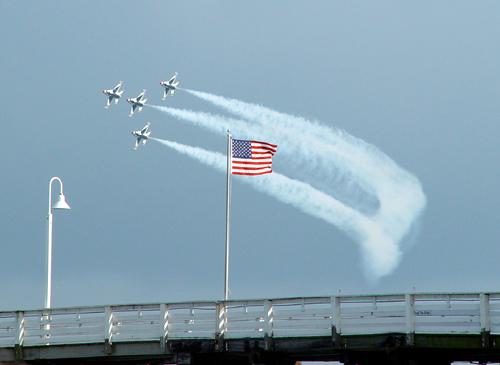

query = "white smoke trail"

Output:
[[151, 137, 401, 277], [147, 105, 378, 211], [148, 91, 427, 280]]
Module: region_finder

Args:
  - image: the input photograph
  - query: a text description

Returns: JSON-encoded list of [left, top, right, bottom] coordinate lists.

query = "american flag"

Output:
[[231, 139, 278, 176]]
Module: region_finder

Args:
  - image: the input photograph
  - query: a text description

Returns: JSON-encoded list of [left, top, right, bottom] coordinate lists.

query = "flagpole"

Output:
[[224, 130, 232, 300]]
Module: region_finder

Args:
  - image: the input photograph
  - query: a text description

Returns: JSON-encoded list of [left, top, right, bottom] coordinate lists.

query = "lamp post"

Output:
[[45, 177, 71, 309]]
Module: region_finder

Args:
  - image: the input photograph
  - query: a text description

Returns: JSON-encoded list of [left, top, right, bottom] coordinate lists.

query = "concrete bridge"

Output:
[[2, 292, 500, 365]]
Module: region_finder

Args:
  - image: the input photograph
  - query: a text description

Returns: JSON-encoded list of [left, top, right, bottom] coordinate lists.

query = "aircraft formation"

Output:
[[102, 73, 179, 150]]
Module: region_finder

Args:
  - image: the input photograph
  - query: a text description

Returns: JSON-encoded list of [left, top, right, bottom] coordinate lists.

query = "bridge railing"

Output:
[[337, 293, 485, 336], [0, 311, 17, 347], [1, 293, 498, 348], [338, 294, 407, 335]]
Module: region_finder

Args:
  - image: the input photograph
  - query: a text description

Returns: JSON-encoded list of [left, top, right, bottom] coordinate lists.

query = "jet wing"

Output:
[[130, 104, 137, 116], [140, 124, 149, 134], [137, 90, 146, 100]]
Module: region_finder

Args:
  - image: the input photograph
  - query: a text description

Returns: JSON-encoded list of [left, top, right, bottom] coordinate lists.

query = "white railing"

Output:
[[0, 293, 497, 348]]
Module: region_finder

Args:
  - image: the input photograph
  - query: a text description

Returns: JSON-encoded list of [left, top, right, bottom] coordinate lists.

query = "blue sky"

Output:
[[1, 1, 499, 316]]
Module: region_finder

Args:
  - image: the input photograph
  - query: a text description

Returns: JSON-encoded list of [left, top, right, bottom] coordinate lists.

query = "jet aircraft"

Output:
[[103, 81, 124, 108], [127, 89, 148, 117], [160, 72, 179, 99], [132, 122, 152, 150]]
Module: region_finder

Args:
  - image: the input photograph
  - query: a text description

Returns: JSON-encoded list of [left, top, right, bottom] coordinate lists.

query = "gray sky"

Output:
[[1, 1, 499, 315]]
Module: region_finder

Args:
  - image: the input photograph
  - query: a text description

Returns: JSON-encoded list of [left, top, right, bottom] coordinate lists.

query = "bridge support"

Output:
[[189, 353, 298, 365], [14, 344, 23, 361], [104, 339, 112, 355], [340, 353, 452, 365], [332, 325, 340, 348], [14, 311, 24, 360], [344, 361, 451, 365]]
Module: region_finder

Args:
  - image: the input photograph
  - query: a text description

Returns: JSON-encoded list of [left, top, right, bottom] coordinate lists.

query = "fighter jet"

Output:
[[127, 89, 148, 117], [103, 81, 124, 108], [160, 72, 179, 99], [132, 122, 152, 150]]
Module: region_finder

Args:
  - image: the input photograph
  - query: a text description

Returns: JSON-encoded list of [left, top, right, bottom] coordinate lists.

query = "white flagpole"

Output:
[[224, 130, 232, 300]]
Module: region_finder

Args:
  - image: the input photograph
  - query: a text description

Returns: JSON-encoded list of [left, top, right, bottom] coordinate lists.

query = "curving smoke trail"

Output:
[[148, 91, 426, 280]]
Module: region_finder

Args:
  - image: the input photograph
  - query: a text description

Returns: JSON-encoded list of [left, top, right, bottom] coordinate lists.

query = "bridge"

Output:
[[2, 292, 500, 365]]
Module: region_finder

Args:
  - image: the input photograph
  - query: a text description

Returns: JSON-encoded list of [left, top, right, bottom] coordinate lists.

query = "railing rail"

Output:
[[1, 292, 497, 348]]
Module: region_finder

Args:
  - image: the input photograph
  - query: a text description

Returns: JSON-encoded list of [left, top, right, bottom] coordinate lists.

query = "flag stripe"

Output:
[[233, 170, 272, 176], [251, 141, 277, 149], [233, 158, 273, 163], [232, 161, 272, 166], [251, 151, 274, 156], [233, 165, 272, 169], [233, 153, 272, 161], [253, 145, 276, 152], [232, 166, 273, 175]]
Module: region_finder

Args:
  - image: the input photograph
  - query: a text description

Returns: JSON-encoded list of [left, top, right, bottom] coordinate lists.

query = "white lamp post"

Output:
[[45, 177, 71, 309]]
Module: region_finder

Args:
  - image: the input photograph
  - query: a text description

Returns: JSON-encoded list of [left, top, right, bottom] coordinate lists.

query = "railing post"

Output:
[[160, 303, 169, 353], [215, 302, 225, 351], [41, 310, 51, 337], [264, 300, 273, 350], [405, 294, 415, 346], [480, 293, 491, 347], [104, 306, 113, 354], [331, 296, 341, 348], [15, 311, 24, 360]]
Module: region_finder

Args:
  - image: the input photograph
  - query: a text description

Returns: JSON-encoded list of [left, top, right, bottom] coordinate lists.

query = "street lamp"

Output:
[[45, 177, 71, 309]]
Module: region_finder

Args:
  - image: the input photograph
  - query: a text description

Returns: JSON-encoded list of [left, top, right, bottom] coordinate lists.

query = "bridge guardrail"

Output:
[[0, 293, 496, 348]]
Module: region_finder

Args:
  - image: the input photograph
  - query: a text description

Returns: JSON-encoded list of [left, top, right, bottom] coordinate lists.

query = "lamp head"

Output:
[[52, 193, 71, 210]]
